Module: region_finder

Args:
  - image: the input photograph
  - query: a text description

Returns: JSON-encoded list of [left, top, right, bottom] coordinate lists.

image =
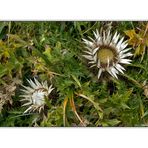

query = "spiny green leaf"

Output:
[[71, 74, 81, 88]]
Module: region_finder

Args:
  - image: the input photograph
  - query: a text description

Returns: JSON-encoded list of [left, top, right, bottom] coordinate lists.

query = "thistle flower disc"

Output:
[[20, 78, 54, 114], [83, 29, 133, 79]]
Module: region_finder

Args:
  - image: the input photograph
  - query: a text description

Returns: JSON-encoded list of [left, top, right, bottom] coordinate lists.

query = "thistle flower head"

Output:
[[83, 29, 133, 79], [20, 78, 54, 114]]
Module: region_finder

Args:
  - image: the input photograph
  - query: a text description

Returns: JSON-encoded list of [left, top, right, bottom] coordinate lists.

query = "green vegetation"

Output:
[[0, 21, 148, 127]]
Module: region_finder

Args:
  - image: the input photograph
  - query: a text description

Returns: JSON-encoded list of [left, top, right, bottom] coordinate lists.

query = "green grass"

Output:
[[0, 21, 148, 127]]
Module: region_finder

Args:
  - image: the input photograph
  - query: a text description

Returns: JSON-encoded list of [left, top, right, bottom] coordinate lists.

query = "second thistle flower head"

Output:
[[20, 78, 54, 114], [83, 29, 133, 79]]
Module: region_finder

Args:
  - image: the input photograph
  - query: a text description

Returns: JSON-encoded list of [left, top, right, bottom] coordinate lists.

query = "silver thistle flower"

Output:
[[20, 78, 54, 114], [83, 29, 133, 79]]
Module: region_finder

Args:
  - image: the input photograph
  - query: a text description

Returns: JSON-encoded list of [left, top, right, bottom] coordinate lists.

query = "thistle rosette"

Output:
[[20, 78, 54, 113], [83, 29, 133, 79]]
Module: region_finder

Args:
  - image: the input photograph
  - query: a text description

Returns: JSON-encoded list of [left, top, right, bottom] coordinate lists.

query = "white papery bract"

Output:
[[20, 78, 54, 114], [83, 29, 133, 79]]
